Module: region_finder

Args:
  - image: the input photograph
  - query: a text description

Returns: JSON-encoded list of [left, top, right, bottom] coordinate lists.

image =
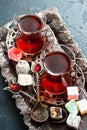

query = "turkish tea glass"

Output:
[[14, 7, 47, 55], [41, 45, 75, 95]]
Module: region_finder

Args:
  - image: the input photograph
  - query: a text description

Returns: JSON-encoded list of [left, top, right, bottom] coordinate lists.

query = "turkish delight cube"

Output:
[[8, 47, 22, 62], [67, 86, 79, 100], [65, 99, 79, 115], [16, 60, 30, 74], [50, 107, 63, 120], [66, 114, 81, 130], [18, 74, 33, 86], [77, 98, 87, 115]]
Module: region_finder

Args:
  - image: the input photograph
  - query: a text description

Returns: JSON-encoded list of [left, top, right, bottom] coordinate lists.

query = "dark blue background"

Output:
[[0, 0, 87, 130]]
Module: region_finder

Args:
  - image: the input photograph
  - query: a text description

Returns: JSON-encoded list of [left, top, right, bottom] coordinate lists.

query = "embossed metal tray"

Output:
[[0, 7, 87, 130]]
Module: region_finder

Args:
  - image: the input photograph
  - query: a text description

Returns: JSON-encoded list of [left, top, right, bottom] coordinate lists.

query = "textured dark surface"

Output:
[[0, 0, 87, 130]]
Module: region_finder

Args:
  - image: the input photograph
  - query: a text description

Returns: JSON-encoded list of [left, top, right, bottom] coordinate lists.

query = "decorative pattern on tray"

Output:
[[0, 7, 87, 130]]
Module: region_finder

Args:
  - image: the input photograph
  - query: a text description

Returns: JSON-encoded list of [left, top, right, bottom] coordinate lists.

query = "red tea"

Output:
[[16, 15, 45, 55], [41, 52, 71, 95], [44, 52, 71, 75]]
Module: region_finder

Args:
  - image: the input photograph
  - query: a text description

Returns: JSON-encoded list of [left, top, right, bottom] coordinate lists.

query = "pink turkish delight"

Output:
[[8, 47, 22, 62], [67, 86, 79, 100]]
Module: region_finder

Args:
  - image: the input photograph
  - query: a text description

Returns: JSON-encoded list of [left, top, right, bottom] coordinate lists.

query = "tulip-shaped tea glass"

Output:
[[41, 45, 75, 95], [14, 7, 47, 55]]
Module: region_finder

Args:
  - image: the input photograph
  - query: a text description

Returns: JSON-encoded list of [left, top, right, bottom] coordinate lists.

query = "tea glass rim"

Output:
[[43, 51, 71, 76], [17, 14, 46, 35]]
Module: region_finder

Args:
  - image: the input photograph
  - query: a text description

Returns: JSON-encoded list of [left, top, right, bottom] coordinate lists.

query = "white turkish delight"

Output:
[[16, 60, 30, 74], [77, 99, 87, 115], [66, 114, 81, 130], [18, 74, 33, 86]]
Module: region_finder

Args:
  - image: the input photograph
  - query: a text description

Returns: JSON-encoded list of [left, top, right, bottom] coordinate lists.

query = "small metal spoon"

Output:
[[30, 73, 49, 122]]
